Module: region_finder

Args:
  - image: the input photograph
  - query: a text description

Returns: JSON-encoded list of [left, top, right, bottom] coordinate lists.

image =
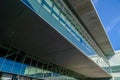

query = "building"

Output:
[[0, 0, 116, 80], [109, 50, 120, 80], [91, 50, 120, 80]]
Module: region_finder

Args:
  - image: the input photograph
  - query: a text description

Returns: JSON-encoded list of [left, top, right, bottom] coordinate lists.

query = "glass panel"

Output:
[[43, 5, 51, 13], [11, 62, 22, 74], [59, 18, 66, 27], [52, 11, 59, 21], [1, 59, 13, 72], [61, 13, 66, 22], [15, 51, 25, 63], [24, 56, 31, 65], [53, 5, 59, 15], [31, 59, 37, 67], [66, 19, 72, 28], [37, 62, 44, 78], [20, 55, 27, 75], [45, 0, 53, 7], [36, 0, 42, 4], [24, 66, 33, 75], [42, 0, 52, 13]]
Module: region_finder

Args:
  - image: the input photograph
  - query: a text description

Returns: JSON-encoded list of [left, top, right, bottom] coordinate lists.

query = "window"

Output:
[[36, 0, 42, 4], [42, 0, 53, 13], [60, 13, 66, 21], [45, 0, 53, 7], [52, 11, 59, 20], [53, 5, 59, 15], [59, 18, 66, 27], [52, 5, 60, 21]]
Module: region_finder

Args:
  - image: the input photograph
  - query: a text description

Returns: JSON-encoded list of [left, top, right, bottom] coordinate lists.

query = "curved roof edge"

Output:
[[63, 0, 115, 57]]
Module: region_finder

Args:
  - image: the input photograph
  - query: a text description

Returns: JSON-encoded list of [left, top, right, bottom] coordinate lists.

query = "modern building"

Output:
[[92, 50, 120, 80], [109, 50, 120, 80], [0, 0, 117, 80]]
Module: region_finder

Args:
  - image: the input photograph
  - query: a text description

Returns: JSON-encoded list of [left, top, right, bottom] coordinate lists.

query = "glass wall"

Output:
[[0, 43, 79, 80]]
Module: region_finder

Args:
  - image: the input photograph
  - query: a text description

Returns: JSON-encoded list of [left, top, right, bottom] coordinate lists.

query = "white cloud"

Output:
[[106, 16, 120, 33]]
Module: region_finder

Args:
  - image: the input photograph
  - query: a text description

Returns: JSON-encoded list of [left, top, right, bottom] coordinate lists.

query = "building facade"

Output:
[[0, 0, 117, 80]]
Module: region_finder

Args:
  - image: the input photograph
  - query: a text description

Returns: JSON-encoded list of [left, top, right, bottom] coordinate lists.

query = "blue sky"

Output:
[[92, 0, 120, 51]]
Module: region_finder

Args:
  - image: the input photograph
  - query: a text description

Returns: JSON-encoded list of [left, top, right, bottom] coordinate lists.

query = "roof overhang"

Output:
[[63, 0, 114, 56], [0, 0, 111, 78]]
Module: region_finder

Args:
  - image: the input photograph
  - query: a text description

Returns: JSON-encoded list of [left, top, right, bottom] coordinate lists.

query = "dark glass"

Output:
[[24, 57, 32, 66]]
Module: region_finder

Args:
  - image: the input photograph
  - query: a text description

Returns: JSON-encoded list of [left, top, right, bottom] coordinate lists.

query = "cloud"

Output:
[[106, 16, 120, 33]]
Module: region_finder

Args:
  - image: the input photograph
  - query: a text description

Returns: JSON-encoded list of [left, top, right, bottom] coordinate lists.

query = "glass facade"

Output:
[[0, 58, 26, 74], [0, 43, 79, 80]]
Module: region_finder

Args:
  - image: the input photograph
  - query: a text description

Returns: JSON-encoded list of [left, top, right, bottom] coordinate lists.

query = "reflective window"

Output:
[[36, 0, 42, 4], [53, 5, 59, 15], [45, 0, 53, 7], [12, 62, 22, 74], [1, 59, 13, 72], [52, 11, 59, 21], [59, 18, 66, 27], [42, 0, 52, 13], [60, 13, 66, 21]]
